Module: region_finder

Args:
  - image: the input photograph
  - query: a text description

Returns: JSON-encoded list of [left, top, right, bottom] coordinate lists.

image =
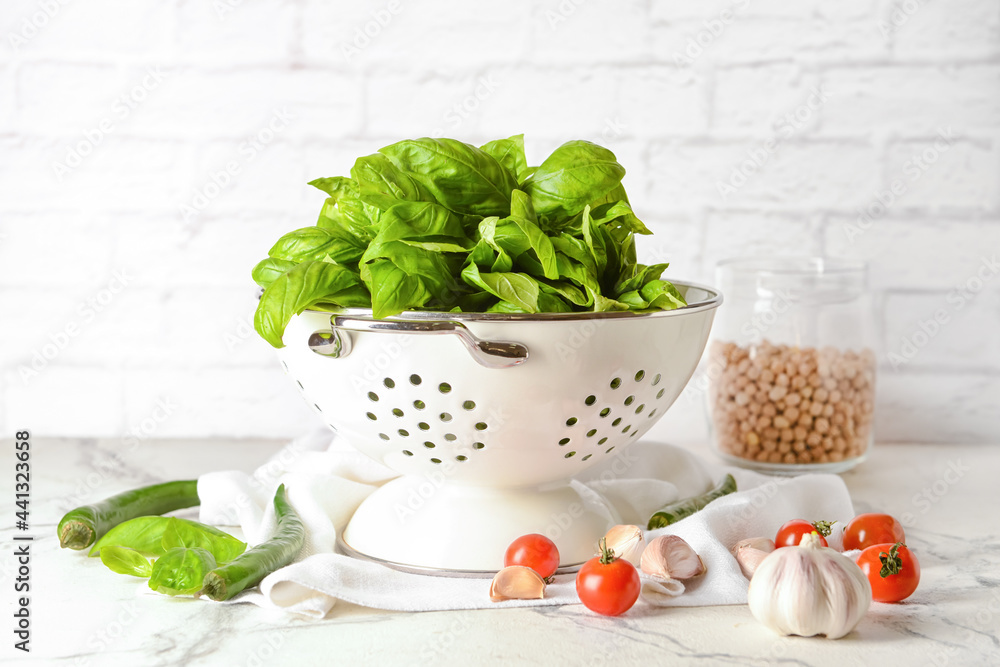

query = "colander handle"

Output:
[[316, 316, 529, 369]]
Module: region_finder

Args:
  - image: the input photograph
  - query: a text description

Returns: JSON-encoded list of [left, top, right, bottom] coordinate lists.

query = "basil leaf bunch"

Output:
[[252, 135, 686, 348]]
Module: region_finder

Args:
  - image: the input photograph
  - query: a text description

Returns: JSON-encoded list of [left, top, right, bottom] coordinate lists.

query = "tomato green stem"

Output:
[[879, 542, 905, 578], [811, 520, 835, 537], [598, 537, 616, 565]]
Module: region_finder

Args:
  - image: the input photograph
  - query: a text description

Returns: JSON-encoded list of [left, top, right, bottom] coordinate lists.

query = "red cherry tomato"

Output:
[[575, 539, 641, 616], [775, 519, 829, 548], [504, 534, 560, 579], [857, 542, 920, 602], [843, 513, 905, 551]]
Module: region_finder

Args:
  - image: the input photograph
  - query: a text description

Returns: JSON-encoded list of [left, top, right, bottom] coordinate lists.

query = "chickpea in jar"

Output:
[[708, 340, 875, 466]]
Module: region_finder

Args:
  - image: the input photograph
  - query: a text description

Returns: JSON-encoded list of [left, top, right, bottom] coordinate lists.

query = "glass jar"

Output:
[[707, 257, 876, 474]]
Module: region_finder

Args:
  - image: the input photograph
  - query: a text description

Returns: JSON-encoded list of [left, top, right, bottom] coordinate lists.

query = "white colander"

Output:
[[276, 281, 721, 574]]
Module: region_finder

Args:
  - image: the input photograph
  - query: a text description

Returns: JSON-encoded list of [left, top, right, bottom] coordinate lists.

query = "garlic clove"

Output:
[[732, 537, 776, 554], [732, 537, 776, 579], [602, 525, 645, 566], [640, 578, 686, 605], [641, 535, 706, 581], [489, 566, 545, 602]]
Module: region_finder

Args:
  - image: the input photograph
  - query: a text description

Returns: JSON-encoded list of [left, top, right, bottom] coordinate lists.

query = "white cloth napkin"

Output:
[[197, 429, 855, 618]]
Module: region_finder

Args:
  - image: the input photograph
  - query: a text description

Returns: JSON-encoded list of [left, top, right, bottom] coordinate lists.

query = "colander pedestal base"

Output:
[[340, 475, 617, 575]]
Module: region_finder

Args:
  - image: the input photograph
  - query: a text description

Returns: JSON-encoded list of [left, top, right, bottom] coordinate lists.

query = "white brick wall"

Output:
[[1, 0, 997, 444]]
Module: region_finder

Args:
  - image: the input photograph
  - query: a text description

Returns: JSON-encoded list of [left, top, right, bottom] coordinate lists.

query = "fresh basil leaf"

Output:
[[379, 138, 517, 217], [376, 201, 469, 244], [539, 279, 591, 307], [480, 135, 530, 184], [524, 140, 625, 223], [254, 261, 366, 348], [363, 259, 433, 318], [268, 226, 369, 264], [351, 153, 434, 211], [590, 288, 632, 312], [615, 263, 669, 296], [99, 546, 153, 578], [251, 257, 296, 289], [640, 279, 687, 310], [160, 517, 246, 563], [90, 516, 174, 557], [148, 547, 216, 597], [308, 176, 358, 201], [461, 263, 540, 313]]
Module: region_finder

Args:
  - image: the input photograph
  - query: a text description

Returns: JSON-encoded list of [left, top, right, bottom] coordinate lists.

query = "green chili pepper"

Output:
[[647, 474, 737, 530], [202, 484, 304, 601], [57, 480, 200, 550]]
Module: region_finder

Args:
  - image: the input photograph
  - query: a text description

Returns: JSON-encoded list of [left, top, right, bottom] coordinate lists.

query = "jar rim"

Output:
[[716, 256, 868, 277]]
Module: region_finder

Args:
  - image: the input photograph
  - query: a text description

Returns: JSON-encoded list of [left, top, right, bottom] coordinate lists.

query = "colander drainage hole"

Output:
[[424, 441, 435, 449], [398, 429, 409, 437], [473, 442, 485, 450], [631, 431, 639, 438], [559, 437, 570, 445], [314, 404, 322, 412], [624, 395, 635, 406], [610, 377, 621, 389], [475, 422, 488, 431], [368, 391, 379, 402], [582, 454, 592, 461], [652, 373, 661, 386], [586, 429, 597, 438], [599, 408, 611, 417], [384, 378, 395, 389], [598, 437, 608, 445], [566, 417, 578, 426], [379, 433, 389, 441], [430, 458, 442, 464], [439, 383, 452, 394], [366, 412, 377, 421], [461, 401, 475, 411], [445, 433, 457, 441], [621, 424, 631, 434], [612, 417, 622, 427], [606, 447, 615, 454], [657, 389, 665, 399], [648, 409, 657, 418], [584, 395, 596, 406], [440, 412, 452, 422], [456, 455, 467, 462], [635, 370, 645, 382], [410, 374, 422, 385], [565, 451, 576, 458], [296, 380, 304, 390], [418, 422, 430, 431], [635, 404, 645, 414], [392, 408, 404, 417], [414, 400, 425, 410], [402, 450, 413, 456]]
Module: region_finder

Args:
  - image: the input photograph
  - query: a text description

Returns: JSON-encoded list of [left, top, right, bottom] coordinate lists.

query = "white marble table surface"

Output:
[[6, 438, 999, 666]]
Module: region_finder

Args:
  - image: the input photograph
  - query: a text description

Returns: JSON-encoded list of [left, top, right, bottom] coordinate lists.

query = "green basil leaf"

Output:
[[615, 263, 669, 296], [90, 516, 174, 557], [148, 547, 217, 597], [363, 259, 433, 318], [351, 153, 434, 211], [376, 201, 470, 244], [461, 263, 540, 313], [640, 279, 687, 310], [254, 261, 366, 348], [480, 135, 530, 184], [379, 138, 516, 217], [268, 226, 370, 264], [251, 257, 296, 289], [524, 140, 625, 223], [99, 546, 153, 578], [307, 176, 358, 201], [160, 517, 246, 563]]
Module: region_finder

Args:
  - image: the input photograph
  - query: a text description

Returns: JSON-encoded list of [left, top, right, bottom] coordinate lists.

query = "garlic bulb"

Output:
[[640, 535, 705, 581], [747, 533, 871, 639], [732, 537, 775, 579], [602, 525, 645, 566]]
